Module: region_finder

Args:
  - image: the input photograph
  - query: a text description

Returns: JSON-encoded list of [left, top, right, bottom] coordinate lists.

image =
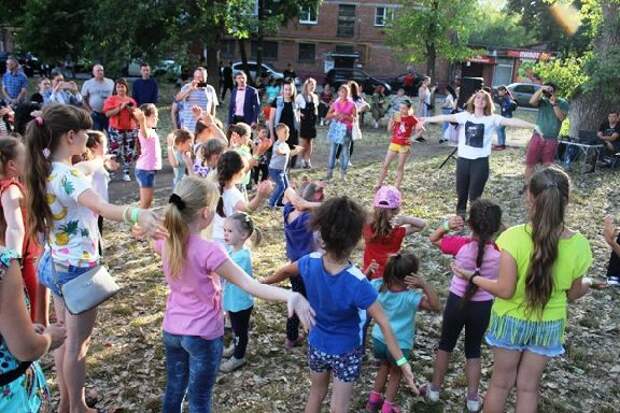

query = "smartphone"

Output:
[[61, 81, 73, 89], [196, 81, 208, 88]]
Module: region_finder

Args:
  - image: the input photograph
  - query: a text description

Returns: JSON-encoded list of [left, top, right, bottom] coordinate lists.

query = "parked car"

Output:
[[388, 73, 425, 96], [493, 82, 542, 108], [324, 68, 391, 95], [124, 58, 182, 78], [232, 61, 301, 88], [0, 52, 45, 77]]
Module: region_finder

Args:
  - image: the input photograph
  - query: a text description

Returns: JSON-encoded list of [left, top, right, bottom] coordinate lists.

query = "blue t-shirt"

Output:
[[370, 279, 422, 350], [298, 252, 378, 354], [284, 203, 315, 262], [223, 247, 254, 312]]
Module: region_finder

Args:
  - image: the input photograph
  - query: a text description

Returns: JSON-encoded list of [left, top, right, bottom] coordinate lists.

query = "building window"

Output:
[[298, 43, 316, 63], [375, 7, 394, 27], [250, 41, 278, 61], [299, 5, 318, 24], [337, 5, 356, 38], [221, 40, 236, 59]]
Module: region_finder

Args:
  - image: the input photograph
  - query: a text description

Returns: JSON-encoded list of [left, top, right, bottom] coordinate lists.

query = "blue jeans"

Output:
[[162, 332, 223, 413], [327, 136, 352, 174], [90, 111, 109, 132], [497, 125, 507, 146], [37, 249, 93, 297], [268, 167, 288, 207]]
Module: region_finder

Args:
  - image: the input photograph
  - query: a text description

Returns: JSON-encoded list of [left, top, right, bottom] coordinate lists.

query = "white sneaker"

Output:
[[607, 276, 620, 286], [223, 343, 235, 358], [420, 384, 440, 402], [466, 397, 481, 412], [219, 356, 246, 373], [122, 173, 131, 182]]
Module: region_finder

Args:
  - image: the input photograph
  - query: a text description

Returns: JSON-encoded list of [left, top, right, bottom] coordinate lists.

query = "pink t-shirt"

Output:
[[155, 235, 229, 339], [440, 236, 500, 301], [136, 129, 162, 171], [333, 98, 355, 129]]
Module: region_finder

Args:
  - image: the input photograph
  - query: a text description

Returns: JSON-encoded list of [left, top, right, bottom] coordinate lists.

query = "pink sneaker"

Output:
[[365, 391, 383, 412], [381, 400, 401, 413]]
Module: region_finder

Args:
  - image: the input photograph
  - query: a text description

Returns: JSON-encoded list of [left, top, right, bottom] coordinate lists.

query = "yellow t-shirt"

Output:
[[493, 224, 592, 322]]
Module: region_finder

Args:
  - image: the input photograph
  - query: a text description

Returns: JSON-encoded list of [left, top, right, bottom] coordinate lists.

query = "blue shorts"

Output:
[[135, 169, 156, 188], [485, 313, 565, 358], [372, 338, 410, 366], [307, 344, 364, 383], [37, 249, 92, 297]]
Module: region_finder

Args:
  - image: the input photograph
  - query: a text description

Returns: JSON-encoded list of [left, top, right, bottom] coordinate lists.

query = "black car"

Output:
[[388, 73, 425, 96], [324, 68, 391, 95]]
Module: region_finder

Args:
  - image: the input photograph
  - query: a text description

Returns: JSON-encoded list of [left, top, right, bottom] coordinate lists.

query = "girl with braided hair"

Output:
[[421, 199, 503, 412], [210, 151, 272, 244], [452, 167, 593, 412]]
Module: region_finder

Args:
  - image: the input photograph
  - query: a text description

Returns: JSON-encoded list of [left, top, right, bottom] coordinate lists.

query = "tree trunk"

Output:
[[254, 0, 265, 85], [569, 1, 619, 136], [239, 39, 253, 83]]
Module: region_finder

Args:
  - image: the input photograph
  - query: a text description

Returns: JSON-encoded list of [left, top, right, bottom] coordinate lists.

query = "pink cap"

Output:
[[373, 185, 402, 209]]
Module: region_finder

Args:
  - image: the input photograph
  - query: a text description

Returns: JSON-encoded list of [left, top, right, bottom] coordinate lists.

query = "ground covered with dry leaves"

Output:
[[44, 120, 620, 412]]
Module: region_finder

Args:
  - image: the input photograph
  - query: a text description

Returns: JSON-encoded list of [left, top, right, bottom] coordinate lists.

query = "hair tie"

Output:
[[35, 116, 44, 127], [42, 148, 51, 159], [168, 193, 186, 210]]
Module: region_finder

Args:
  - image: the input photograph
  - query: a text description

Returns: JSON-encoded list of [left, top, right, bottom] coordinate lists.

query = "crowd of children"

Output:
[[0, 77, 615, 413]]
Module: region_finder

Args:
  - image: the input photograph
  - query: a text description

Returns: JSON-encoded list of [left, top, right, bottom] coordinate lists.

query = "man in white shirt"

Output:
[[81, 64, 114, 131]]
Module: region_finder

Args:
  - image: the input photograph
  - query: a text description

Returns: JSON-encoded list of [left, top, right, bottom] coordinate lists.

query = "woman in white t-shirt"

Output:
[[422, 90, 537, 215]]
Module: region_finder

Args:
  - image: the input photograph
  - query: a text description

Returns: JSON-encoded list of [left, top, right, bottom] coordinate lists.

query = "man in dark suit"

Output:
[[228, 71, 261, 127]]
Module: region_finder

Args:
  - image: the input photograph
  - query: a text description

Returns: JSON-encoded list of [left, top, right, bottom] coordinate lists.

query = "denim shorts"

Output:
[[37, 249, 92, 297], [372, 338, 410, 366], [135, 169, 156, 188], [307, 344, 364, 383]]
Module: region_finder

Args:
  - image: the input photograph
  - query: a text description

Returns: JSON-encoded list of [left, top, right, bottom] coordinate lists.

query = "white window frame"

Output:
[[299, 5, 318, 25], [374, 6, 394, 27]]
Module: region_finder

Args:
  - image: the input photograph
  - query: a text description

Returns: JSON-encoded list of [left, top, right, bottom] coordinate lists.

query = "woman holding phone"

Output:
[[103, 78, 139, 181]]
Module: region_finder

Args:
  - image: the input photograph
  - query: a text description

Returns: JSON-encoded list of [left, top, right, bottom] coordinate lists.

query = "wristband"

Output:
[[130, 208, 140, 225], [396, 357, 408, 367], [122, 207, 131, 225], [442, 221, 450, 231]]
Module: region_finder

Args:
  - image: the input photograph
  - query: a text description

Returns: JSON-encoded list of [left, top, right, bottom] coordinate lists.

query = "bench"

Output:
[[556, 131, 604, 173]]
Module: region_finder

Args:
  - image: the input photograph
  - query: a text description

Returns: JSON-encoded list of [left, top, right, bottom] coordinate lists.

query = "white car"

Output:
[[232, 61, 300, 87]]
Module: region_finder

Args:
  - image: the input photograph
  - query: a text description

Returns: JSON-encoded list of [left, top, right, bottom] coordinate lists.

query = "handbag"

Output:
[[327, 120, 347, 145], [53, 259, 121, 315]]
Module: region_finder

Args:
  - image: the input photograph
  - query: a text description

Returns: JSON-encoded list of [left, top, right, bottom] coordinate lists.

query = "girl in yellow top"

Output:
[[453, 166, 593, 413]]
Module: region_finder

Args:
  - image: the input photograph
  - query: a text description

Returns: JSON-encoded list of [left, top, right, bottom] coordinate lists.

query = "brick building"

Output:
[[221, 0, 448, 83]]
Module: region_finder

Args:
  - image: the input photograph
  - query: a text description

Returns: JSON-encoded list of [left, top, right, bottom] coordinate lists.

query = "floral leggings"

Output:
[[108, 128, 139, 174]]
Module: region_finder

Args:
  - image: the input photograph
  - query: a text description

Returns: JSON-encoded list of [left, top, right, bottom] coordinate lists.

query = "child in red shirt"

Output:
[[376, 100, 423, 191], [363, 185, 426, 279]]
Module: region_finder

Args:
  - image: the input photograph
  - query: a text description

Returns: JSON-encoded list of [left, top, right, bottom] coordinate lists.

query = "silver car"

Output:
[[496, 83, 542, 108]]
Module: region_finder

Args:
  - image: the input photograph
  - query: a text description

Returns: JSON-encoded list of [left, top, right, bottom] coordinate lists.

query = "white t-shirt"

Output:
[[211, 186, 245, 244], [454, 112, 503, 159], [81, 78, 114, 112], [90, 167, 110, 203]]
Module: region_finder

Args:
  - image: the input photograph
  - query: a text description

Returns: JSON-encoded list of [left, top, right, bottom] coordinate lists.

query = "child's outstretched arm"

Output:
[[404, 275, 441, 312], [428, 215, 464, 247], [262, 261, 299, 285], [217, 259, 315, 330], [367, 302, 419, 395], [452, 251, 517, 299], [567, 277, 593, 302], [284, 187, 321, 210], [394, 215, 427, 235]]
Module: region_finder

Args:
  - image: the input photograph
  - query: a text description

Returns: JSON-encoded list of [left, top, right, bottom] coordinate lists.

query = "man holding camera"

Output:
[[175, 67, 219, 132], [47, 71, 83, 107], [525, 82, 569, 181], [81, 64, 115, 131]]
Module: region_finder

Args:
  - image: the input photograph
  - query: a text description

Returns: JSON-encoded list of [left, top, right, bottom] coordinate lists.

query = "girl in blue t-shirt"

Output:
[[266, 196, 418, 413], [367, 252, 441, 413], [220, 212, 261, 373]]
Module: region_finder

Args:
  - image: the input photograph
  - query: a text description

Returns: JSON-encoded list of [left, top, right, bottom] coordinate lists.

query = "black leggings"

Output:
[[251, 162, 269, 184], [456, 156, 489, 215], [438, 292, 492, 359], [229, 306, 253, 359], [335, 140, 354, 160], [286, 276, 307, 341]]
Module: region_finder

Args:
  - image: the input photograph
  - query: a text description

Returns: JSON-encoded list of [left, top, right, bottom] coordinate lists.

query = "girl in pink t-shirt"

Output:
[[421, 199, 502, 412], [153, 176, 314, 413], [133, 104, 162, 209], [325, 84, 357, 180]]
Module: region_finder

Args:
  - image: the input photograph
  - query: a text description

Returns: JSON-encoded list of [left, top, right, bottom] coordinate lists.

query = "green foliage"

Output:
[[532, 54, 591, 99], [386, 0, 479, 70], [469, 8, 537, 48]]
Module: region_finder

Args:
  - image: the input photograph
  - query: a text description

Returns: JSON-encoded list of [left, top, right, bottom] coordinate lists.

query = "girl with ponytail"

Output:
[[210, 151, 272, 244], [422, 199, 502, 412], [25, 104, 165, 413], [154, 176, 314, 412], [453, 166, 593, 412]]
